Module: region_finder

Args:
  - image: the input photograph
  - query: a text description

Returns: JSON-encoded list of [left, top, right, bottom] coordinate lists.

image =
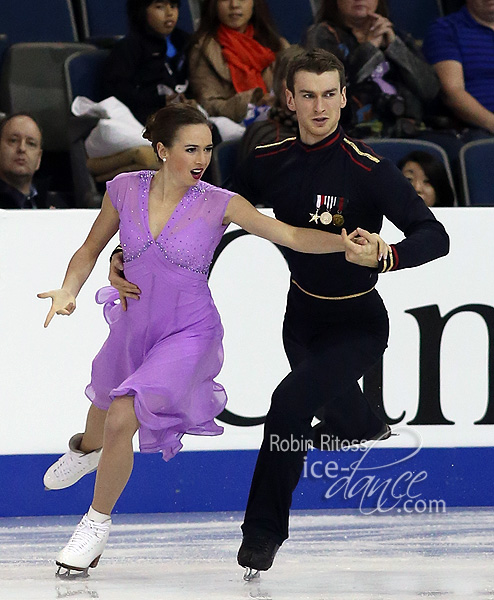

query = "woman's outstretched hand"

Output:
[[109, 252, 141, 311], [342, 227, 389, 268], [37, 289, 76, 328]]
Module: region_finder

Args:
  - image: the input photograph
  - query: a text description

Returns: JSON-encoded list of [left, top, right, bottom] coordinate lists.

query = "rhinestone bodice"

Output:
[[107, 171, 235, 275]]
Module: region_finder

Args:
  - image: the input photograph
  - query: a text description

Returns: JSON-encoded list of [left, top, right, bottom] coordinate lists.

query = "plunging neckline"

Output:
[[145, 172, 195, 243]]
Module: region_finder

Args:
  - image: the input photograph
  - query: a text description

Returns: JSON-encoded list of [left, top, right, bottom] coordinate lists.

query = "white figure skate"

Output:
[[56, 514, 111, 578], [44, 433, 102, 490]]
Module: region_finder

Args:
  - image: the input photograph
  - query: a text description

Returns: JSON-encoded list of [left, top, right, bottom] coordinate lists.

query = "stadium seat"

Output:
[[365, 138, 448, 165], [65, 50, 110, 207], [459, 139, 494, 206], [364, 138, 457, 204], [266, 0, 314, 43], [0, 0, 79, 44], [65, 49, 109, 103], [77, 0, 196, 40], [0, 42, 95, 152], [210, 140, 240, 186], [0, 35, 7, 112], [388, 0, 442, 40]]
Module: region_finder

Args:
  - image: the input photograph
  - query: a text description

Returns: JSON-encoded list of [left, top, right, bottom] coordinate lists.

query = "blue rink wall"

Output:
[[1, 447, 494, 518]]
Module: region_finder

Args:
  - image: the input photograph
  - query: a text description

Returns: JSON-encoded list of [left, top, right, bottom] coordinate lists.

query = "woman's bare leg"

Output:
[[91, 395, 140, 515], [79, 404, 107, 453]]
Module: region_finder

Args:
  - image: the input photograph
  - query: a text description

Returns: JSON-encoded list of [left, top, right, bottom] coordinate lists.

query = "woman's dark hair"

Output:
[[192, 0, 283, 52], [397, 150, 455, 207], [143, 104, 210, 156], [127, 0, 181, 32], [316, 0, 389, 26], [286, 49, 346, 94]]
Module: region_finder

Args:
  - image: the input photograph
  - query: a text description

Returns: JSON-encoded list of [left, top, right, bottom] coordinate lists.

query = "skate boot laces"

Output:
[[65, 516, 110, 555], [43, 434, 102, 490]]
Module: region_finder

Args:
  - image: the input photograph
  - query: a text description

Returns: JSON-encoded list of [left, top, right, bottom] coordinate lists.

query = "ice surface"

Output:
[[1, 508, 493, 599]]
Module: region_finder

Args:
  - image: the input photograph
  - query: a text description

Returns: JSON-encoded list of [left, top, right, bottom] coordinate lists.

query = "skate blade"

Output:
[[243, 567, 260, 581], [55, 555, 100, 579], [55, 565, 89, 580]]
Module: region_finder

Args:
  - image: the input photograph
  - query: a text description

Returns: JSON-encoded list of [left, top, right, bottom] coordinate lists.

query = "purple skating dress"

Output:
[[85, 170, 236, 460]]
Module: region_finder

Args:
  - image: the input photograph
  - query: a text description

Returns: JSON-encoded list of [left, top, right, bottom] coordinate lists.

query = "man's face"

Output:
[[467, 0, 494, 23], [0, 116, 42, 183], [285, 70, 347, 145]]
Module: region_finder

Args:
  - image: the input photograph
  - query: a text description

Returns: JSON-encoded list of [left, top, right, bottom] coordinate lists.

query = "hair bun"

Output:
[[142, 112, 156, 141]]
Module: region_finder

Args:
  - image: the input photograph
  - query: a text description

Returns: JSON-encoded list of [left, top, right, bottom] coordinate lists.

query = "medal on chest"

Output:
[[310, 195, 347, 227]]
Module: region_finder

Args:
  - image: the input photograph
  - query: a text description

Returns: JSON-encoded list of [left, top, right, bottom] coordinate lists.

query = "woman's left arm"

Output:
[[224, 194, 344, 254]]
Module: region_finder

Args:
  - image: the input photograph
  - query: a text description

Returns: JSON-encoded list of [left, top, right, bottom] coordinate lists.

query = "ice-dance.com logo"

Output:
[[288, 427, 447, 515]]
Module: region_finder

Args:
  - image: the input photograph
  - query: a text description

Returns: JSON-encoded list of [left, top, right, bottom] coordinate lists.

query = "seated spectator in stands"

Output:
[[237, 45, 304, 164], [303, 0, 440, 137], [188, 0, 289, 126], [398, 150, 455, 207], [103, 0, 191, 126], [0, 114, 65, 209], [423, 0, 494, 136]]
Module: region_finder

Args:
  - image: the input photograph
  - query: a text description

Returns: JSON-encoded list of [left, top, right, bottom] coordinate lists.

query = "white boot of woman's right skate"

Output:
[[44, 433, 102, 490], [56, 514, 111, 577]]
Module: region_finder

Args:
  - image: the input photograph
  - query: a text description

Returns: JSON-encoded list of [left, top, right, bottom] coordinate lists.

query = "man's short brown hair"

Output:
[[286, 49, 346, 94]]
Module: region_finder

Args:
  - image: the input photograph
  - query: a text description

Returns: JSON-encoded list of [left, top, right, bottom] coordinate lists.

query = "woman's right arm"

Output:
[[38, 193, 120, 327]]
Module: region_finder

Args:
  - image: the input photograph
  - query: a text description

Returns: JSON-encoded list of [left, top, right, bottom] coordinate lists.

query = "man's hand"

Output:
[[342, 227, 389, 269], [109, 252, 141, 311]]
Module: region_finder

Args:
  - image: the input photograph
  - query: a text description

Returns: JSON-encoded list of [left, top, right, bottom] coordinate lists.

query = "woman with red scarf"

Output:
[[189, 0, 289, 124]]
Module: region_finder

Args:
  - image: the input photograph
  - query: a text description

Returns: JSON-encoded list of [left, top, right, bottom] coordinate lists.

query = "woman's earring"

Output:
[[162, 157, 167, 163]]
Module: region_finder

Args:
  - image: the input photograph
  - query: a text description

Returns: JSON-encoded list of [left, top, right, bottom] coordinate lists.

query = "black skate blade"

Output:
[[243, 567, 260, 581]]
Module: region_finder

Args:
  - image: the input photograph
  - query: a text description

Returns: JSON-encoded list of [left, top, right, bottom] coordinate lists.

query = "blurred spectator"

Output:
[[398, 150, 455, 207], [237, 45, 305, 163], [188, 0, 289, 126], [423, 0, 494, 136], [303, 0, 440, 137], [0, 114, 65, 209], [103, 0, 191, 126]]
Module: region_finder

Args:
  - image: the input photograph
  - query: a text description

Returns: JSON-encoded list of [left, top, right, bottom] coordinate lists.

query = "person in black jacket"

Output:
[[230, 49, 449, 574], [0, 113, 66, 209], [103, 0, 191, 125]]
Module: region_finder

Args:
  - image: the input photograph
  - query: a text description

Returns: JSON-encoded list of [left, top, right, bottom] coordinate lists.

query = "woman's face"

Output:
[[402, 161, 436, 207], [146, 1, 179, 36], [159, 124, 213, 187], [217, 0, 254, 33], [336, 0, 379, 24]]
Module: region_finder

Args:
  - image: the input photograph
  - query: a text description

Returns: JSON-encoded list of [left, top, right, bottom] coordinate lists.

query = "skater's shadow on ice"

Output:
[[55, 582, 99, 598], [244, 579, 272, 599]]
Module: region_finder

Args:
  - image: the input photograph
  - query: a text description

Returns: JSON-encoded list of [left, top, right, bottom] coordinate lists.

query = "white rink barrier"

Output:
[[1, 207, 493, 456]]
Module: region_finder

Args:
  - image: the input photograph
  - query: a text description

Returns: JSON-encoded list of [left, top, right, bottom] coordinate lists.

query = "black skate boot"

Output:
[[237, 535, 280, 580]]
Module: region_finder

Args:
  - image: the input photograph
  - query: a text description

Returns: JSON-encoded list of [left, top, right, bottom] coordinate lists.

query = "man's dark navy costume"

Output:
[[230, 126, 449, 558]]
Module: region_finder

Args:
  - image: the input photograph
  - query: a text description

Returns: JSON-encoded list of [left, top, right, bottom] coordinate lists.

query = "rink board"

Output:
[[2, 208, 494, 516], [1, 447, 493, 517]]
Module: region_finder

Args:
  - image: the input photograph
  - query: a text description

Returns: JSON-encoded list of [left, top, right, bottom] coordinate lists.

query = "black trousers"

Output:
[[241, 284, 389, 545]]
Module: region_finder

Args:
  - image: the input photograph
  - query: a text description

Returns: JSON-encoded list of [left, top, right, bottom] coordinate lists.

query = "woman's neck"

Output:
[[342, 16, 371, 39], [152, 169, 190, 203]]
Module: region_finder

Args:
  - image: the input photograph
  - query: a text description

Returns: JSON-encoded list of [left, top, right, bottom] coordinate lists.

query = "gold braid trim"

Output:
[[343, 138, 381, 163], [292, 279, 375, 300], [255, 137, 297, 150]]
